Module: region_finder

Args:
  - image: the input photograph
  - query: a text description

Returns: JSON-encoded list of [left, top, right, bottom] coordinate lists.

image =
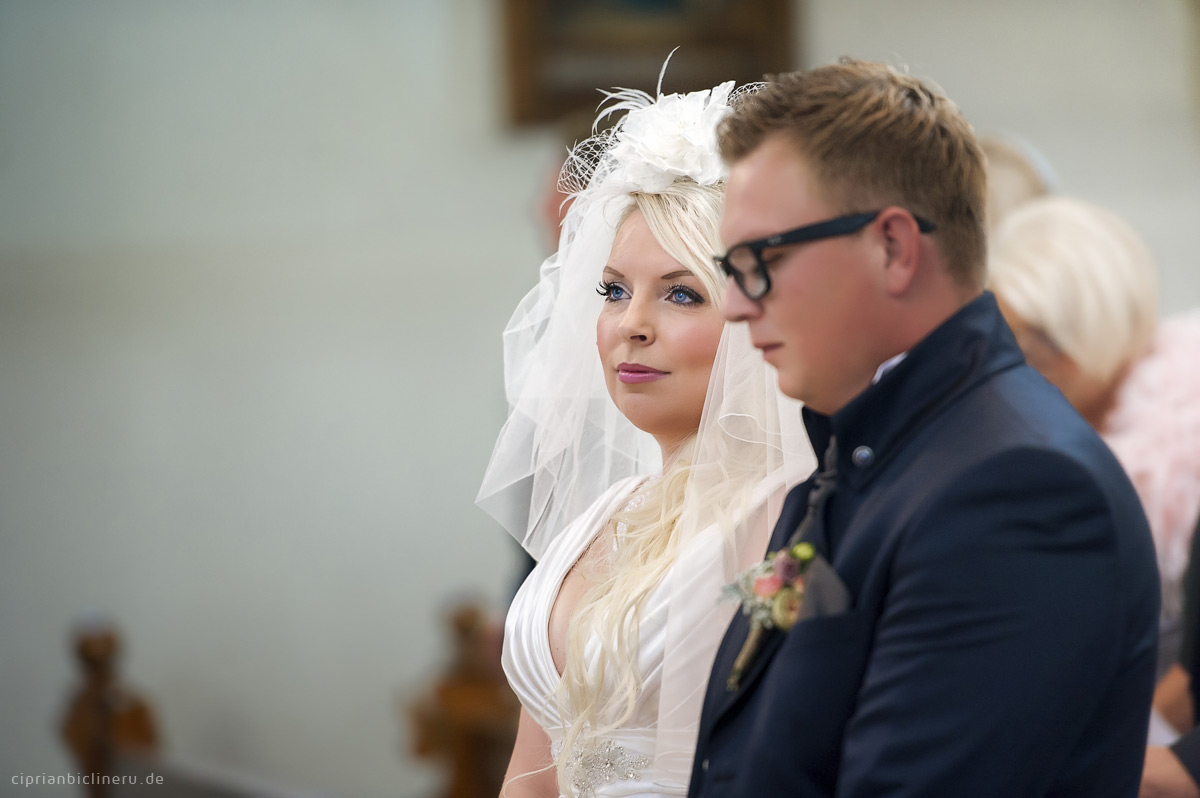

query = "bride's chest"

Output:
[[547, 530, 614, 675]]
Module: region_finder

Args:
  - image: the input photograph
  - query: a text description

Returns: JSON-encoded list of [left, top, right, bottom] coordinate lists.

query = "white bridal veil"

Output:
[[476, 65, 816, 793]]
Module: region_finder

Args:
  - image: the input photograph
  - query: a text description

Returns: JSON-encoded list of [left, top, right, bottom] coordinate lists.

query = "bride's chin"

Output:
[[616, 397, 666, 432], [618, 407, 699, 454]]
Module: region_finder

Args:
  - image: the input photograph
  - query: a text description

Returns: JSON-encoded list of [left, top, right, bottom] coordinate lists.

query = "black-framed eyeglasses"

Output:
[[714, 210, 937, 301]]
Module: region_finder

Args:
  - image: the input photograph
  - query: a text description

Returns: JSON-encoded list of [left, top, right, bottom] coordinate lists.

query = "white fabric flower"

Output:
[[606, 81, 735, 192]]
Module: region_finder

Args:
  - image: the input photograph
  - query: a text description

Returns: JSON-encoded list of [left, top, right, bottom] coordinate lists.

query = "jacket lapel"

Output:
[[707, 482, 816, 722], [714, 616, 786, 718]]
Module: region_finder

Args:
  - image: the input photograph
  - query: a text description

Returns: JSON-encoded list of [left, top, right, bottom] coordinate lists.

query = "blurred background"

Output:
[[2, 1, 1199, 796]]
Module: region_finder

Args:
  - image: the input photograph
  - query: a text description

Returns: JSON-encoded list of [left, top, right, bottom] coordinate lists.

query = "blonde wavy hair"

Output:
[[552, 178, 762, 794]]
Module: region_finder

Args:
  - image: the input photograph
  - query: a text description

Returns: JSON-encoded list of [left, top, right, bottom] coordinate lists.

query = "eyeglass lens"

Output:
[[726, 245, 768, 298]]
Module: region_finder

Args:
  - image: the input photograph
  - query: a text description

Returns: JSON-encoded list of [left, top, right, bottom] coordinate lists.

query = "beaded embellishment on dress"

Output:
[[612, 477, 659, 551], [613, 489, 647, 544], [566, 738, 651, 798]]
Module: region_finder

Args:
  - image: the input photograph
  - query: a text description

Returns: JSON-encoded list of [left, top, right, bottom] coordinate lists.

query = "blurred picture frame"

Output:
[[503, 0, 795, 126]]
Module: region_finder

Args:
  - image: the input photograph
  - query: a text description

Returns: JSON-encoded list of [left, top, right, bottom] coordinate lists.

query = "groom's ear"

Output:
[[876, 207, 923, 297]]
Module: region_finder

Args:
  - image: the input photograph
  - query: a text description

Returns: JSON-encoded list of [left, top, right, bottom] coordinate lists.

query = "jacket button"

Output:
[[701, 759, 709, 772], [852, 445, 874, 467]]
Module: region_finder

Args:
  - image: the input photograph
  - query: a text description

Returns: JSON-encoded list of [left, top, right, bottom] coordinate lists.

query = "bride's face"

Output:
[[596, 209, 725, 451]]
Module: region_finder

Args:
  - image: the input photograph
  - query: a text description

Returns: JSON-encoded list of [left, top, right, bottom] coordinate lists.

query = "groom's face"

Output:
[[719, 135, 888, 416]]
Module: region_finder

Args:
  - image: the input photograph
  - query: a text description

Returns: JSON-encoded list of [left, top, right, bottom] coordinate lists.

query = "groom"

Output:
[[690, 60, 1160, 796]]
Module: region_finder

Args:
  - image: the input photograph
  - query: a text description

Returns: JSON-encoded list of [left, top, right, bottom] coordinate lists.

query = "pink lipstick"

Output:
[[617, 362, 668, 384]]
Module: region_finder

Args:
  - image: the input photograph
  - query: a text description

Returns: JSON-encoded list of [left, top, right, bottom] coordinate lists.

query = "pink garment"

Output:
[[1102, 310, 1200, 629]]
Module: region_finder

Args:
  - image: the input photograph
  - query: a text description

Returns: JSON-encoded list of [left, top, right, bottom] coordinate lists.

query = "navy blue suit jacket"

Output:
[[689, 293, 1159, 797]]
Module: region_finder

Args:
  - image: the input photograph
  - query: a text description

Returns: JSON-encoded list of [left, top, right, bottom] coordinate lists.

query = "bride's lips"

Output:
[[617, 362, 668, 384]]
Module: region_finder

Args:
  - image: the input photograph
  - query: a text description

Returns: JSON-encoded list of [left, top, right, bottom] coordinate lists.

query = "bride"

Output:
[[477, 75, 814, 798]]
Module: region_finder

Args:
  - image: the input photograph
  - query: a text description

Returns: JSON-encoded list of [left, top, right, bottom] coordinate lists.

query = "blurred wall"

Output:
[[1, 2, 1198, 797], [0, 2, 544, 796], [804, 0, 1200, 308]]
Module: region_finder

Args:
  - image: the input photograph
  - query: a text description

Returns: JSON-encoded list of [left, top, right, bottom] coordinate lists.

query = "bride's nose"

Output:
[[617, 297, 655, 344]]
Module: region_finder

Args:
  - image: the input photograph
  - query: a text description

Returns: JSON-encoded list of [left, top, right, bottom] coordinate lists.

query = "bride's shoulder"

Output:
[[588, 474, 647, 516], [539, 475, 646, 558]]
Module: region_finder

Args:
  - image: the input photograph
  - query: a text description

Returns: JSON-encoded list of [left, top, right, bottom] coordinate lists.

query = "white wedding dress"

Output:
[[501, 468, 797, 798], [502, 476, 680, 798]]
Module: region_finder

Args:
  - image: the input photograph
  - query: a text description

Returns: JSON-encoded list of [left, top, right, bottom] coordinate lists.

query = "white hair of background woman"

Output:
[[978, 132, 1058, 233], [988, 195, 1159, 384]]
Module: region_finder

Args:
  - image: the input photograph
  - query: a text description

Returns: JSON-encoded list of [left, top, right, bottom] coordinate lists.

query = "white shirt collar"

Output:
[[872, 352, 908, 384]]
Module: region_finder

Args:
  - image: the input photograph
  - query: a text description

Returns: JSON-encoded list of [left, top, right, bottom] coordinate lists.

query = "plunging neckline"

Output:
[[542, 476, 645, 680]]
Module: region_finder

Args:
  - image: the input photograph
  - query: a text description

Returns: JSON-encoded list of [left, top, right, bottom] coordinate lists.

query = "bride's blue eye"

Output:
[[666, 284, 704, 305], [596, 280, 628, 301]]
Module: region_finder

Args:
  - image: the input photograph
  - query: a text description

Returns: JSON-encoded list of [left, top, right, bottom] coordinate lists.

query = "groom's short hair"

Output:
[[719, 58, 988, 290]]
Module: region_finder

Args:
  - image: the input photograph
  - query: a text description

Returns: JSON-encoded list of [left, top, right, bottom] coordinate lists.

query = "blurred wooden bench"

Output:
[[60, 619, 330, 798], [407, 603, 520, 798]]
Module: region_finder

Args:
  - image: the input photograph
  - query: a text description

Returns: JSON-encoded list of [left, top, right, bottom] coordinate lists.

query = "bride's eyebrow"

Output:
[[601, 267, 695, 280]]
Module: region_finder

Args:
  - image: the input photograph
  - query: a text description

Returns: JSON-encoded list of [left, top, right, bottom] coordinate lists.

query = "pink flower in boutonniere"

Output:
[[753, 574, 782, 598]]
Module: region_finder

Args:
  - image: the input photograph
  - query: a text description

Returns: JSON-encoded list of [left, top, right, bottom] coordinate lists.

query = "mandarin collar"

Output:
[[801, 291, 1025, 492]]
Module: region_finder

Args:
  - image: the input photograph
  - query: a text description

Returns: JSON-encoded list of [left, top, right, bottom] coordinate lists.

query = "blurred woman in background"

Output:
[[988, 195, 1200, 748]]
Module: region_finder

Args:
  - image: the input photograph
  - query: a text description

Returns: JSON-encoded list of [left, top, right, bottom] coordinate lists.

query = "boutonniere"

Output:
[[721, 541, 817, 691]]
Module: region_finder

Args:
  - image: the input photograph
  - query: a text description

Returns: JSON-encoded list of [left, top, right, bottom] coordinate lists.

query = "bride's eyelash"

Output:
[[666, 283, 705, 304], [596, 280, 627, 301]]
